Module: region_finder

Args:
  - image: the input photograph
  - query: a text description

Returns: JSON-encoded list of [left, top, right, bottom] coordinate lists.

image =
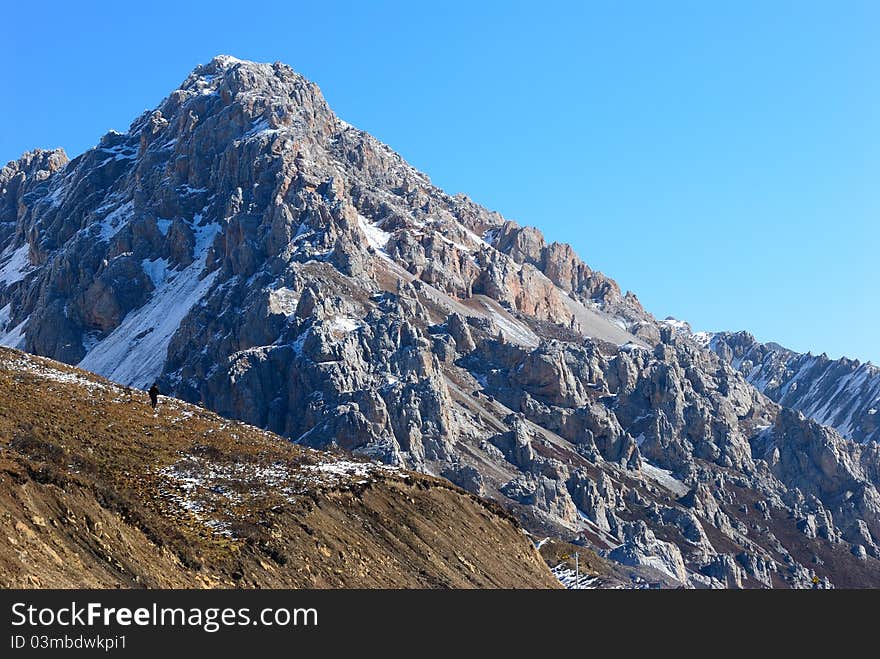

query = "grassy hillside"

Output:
[[0, 348, 558, 588]]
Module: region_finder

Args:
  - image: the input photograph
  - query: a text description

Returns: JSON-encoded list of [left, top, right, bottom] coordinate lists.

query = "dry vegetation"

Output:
[[0, 348, 559, 588]]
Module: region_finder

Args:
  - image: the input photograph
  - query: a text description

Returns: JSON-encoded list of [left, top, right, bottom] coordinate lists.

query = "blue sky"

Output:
[[4, 1, 878, 362]]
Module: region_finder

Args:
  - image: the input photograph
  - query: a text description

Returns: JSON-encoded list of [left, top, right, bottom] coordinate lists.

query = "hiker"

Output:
[[148, 382, 160, 410]]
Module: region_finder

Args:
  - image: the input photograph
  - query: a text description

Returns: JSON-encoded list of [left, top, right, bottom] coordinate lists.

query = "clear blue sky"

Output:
[[4, 1, 878, 363]]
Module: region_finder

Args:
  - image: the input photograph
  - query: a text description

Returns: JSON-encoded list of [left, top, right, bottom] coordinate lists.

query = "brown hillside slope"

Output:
[[0, 348, 558, 588]]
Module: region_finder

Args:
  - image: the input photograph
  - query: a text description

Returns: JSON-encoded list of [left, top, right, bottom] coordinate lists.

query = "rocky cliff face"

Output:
[[2, 55, 880, 587], [707, 331, 880, 445]]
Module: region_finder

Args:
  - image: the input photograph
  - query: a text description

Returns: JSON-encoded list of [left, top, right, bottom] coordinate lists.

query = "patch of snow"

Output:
[[99, 144, 138, 161], [640, 461, 689, 497], [551, 564, 600, 589], [159, 452, 404, 536], [0, 351, 110, 392], [243, 118, 284, 139], [179, 185, 208, 195], [483, 304, 539, 348], [329, 315, 360, 333], [659, 317, 690, 331], [0, 304, 27, 349], [752, 424, 775, 445], [460, 226, 492, 250], [433, 228, 474, 254], [482, 228, 501, 245], [291, 328, 310, 356], [0, 244, 31, 286], [98, 200, 134, 241], [156, 219, 172, 236], [214, 54, 245, 67], [245, 118, 270, 135], [776, 357, 815, 400], [293, 221, 311, 240], [268, 287, 299, 316], [301, 459, 404, 488], [306, 460, 372, 479], [79, 222, 221, 388], [692, 331, 713, 347], [45, 183, 67, 207], [357, 214, 391, 251], [142, 258, 169, 287], [192, 216, 220, 254]]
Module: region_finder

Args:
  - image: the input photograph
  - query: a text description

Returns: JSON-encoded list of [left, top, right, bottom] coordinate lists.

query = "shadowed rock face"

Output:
[[2, 55, 880, 587]]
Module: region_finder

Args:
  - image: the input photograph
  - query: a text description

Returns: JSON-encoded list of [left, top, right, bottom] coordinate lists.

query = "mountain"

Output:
[[0, 347, 558, 588], [2, 55, 880, 587], [709, 331, 880, 445]]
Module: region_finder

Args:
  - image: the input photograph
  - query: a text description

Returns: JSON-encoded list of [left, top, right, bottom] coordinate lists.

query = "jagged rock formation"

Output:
[[708, 331, 880, 445], [2, 55, 880, 587]]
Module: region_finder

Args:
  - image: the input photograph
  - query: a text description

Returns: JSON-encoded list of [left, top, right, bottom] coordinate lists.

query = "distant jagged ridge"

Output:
[[710, 331, 880, 445]]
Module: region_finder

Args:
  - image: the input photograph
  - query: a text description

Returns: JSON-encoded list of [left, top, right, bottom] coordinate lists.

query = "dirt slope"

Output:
[[0, 348, 558, 588]]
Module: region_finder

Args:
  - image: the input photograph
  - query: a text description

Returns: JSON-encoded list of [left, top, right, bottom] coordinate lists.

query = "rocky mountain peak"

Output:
[[1, 147, 68, 182], [172, 54, 332, 129], [0, 148, 69, 208], [2, 56, 880, 587]]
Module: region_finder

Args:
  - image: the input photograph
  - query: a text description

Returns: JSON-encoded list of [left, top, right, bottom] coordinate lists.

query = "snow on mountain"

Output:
[[710, 331, 880, 445], [3, 56, 880, 587], [0, 244, 31, 286], [78, 221, 221, 388]]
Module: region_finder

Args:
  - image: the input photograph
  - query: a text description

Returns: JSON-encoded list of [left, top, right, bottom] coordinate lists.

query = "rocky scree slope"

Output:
[[0, 347, 557, 588], [3, 56, 880, 587]]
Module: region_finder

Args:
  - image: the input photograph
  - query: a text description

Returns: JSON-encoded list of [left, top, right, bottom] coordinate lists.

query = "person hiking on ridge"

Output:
[[148, 381, 160, 410]]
